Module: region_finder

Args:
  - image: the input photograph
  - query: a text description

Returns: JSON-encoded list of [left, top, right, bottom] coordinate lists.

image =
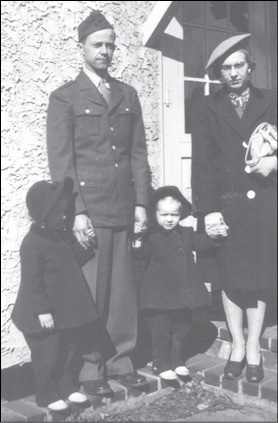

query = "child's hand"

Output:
[[205, 212, 229, 239], [38, 313, 55, 330], [132, 234, 143, 248], [134, 221, 147, 235]]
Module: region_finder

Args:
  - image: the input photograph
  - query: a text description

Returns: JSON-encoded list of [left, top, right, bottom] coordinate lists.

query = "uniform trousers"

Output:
[[24, 329, 81, 407], [79, 227, 137, 381], [145, 309, 192, 373]]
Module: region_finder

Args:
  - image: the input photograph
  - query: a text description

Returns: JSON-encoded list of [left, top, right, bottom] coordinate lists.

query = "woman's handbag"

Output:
[[245, 123, 277, 172]]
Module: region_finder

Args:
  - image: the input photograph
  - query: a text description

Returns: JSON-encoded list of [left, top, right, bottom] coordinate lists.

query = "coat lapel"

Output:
[[108, 80, 124, 113], [208, 85, 272, 140], [76, 71, 106, 107]]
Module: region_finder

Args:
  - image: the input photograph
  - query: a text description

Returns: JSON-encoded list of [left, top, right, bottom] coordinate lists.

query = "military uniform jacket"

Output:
[[47, 71, 150, 227], [133, 226, 218, 310], [191, 84, 277, 292], [11, 225, 99, 334]]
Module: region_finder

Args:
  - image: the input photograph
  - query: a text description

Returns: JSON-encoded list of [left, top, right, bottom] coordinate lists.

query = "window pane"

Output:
[[206, 1, 228, 29], [228, 1, 249, 32], [183, 1, 205, 25], [207, 29, 228, 62], [183, 26, 206, 78]]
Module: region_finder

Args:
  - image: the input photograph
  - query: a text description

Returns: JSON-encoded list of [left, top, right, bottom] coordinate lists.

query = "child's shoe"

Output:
[[47, 399, 69, 411], [174, 366, 190, 377], [159, 370, 178, 380], [68, 392, 88, 403]]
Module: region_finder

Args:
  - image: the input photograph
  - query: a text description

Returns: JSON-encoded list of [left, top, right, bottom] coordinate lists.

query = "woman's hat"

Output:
[[205, 33, 251, 70], [26, 177, 74, 223], [149, 186, 192, 220]]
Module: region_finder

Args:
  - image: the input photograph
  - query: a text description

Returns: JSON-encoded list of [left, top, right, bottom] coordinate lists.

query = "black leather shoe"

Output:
[[246, 355, 264, 383], [224, 354, 246, 380], [82, 379, 113, 396], [111, 372, 148, 388]]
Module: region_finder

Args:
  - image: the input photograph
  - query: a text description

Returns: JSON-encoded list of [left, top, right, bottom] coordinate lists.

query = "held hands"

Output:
[[73, 214, 96, 249], [205, 212, 229, 240], [134, 206, 147, 234], [133, 206, 147, 248], [38, 313, 54, 330]]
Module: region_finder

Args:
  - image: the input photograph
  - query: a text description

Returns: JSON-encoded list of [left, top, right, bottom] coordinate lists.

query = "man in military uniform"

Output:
[[47, 10, 150, 395]]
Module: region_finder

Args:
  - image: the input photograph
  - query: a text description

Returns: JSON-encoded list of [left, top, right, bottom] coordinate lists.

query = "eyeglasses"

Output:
[[221, 62, 247, 73]]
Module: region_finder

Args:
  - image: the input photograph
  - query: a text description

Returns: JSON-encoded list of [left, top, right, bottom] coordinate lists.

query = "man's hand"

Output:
[[38, 313, 54, 330], [205, 212, 229, 240], [73, 214, 95, 249], [134, 206, 147, 234]]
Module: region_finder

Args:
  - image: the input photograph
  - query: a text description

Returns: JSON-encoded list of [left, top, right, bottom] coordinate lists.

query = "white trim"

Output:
[[142, 1, 179, 48]]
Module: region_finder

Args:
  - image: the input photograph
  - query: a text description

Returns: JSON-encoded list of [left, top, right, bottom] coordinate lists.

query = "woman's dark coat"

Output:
[[191, 85, 277, 292], [133, 226, 218, 310], [12, 225, 98, 334]]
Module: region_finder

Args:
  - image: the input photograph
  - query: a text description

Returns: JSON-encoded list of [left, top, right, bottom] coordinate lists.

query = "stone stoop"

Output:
[[0, 370, 162, 422], [189, 321, 277, 406]]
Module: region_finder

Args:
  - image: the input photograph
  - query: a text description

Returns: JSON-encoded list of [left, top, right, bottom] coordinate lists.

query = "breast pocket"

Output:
[[75, 106, 102, 137], [117, 105, 134, 137]]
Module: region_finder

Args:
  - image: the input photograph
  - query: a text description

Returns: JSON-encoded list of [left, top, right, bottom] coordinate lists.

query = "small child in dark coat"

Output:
[[132, 186, 228, 381], [12, 177, 99, 411]]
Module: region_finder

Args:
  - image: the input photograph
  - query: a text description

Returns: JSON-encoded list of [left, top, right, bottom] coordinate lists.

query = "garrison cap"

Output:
[[78, 10, 114, 42], [205, 33, 251, 70]]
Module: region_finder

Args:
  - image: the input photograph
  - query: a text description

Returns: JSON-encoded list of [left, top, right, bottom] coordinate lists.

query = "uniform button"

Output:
[[242, 141, 248, 148], [110, 127, 114, 132], [112, 145, 116, 150], [114, 163, 118, 168], [85, 109, 90, 114], [80, 181, 85, 186], [245, 165, 251, 173], [247, 190, 256, 199], [125, 108, 130, 112]]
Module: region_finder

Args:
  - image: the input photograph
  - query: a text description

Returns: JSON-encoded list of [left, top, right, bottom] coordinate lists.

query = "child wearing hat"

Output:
[[11, 177, 99, 411], [133, 186, 228, 381]]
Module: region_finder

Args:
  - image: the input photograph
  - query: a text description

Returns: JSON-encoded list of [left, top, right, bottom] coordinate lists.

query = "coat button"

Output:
[[112, 145, 116, 150], [114, 163, 118, 168], [247, 190, 256, 199], [125, 108, 130, 112], [242, 141, 248, 148], [80, 181, 85, 186], [85, 109, 90, 114], [245, 165, 251, 173], [110, 127, 114, 132]]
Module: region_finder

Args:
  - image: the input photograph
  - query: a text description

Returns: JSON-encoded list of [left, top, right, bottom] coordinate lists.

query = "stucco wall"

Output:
[[1, 0, 160, 369]]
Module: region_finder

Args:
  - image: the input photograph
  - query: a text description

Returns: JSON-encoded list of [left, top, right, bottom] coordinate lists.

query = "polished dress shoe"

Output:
[[111, 372, 148, 388], [224, 354, 246, 380], [246, 355, 264, 383], [82, 379, 113, 396]]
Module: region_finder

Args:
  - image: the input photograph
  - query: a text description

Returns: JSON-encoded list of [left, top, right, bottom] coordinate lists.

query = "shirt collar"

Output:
[[83, 66, 110, 88]]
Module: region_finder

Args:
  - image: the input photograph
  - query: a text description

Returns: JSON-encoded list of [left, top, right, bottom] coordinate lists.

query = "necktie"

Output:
[[99, 78, 111, 105]]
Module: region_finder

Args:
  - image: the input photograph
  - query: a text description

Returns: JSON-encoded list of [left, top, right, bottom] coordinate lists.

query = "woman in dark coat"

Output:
[[12, 177, 99, 410], [132, 186, 222, 381], [191, 34, 277, 384]]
